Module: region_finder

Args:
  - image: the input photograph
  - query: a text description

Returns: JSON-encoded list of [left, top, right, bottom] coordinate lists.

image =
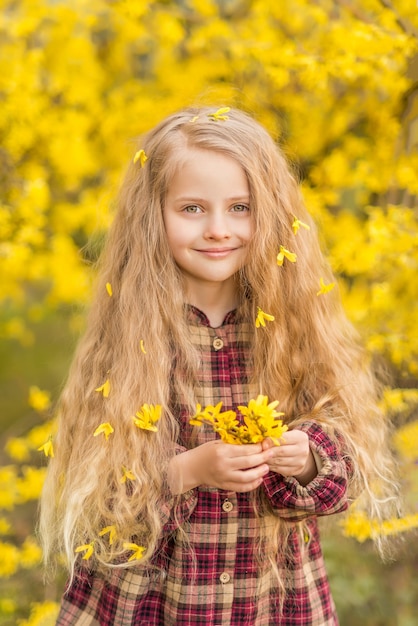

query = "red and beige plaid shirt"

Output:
[[57, 307, 350, 625]]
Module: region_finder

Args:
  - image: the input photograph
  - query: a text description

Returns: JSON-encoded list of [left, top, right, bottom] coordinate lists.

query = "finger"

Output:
[[261, 438, 275, 451], [233, 477, 265, 493], [230, 466, 270, 491], [230, 450, 273, 470], [232, 443, 263, 455]]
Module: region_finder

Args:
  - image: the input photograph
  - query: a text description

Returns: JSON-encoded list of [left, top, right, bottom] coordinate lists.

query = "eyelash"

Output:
[[231, 204, 250, 213], [182, 204, 250, 213]]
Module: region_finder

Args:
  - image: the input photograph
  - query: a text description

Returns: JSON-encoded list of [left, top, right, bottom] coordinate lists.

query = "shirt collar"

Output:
[[185, 304, 238, 327]]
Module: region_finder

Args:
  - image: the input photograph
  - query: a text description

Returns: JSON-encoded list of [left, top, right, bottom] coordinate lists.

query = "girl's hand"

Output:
[[168, 440, 272, 494], [261, 430, 317, 486]]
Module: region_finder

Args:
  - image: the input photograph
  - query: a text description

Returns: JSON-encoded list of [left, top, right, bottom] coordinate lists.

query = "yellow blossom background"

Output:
[[0, 1, 417, 624]]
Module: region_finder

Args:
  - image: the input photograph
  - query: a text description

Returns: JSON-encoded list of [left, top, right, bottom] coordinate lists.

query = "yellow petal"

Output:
[[255, 307, 275, 328], [317, 277, 335, 296], [277, 245, 297, 266], [37, 438, 54, 458], [99, 525, 116, 545], [120, 466, 136, 483], [123, 542, 146, 561], [140, 339, 147, 354], [95, 379, 110, 398], [208, 107, 230, 121], [105, 282, 113, 296], [93, 422, 114, 440], [292, 216, 310, 234], [75, 542, 94, 560], [133, 149, 148, 167]]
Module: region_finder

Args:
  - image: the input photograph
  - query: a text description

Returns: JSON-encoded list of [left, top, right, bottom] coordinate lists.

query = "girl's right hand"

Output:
[[168, 440, 272, 494]]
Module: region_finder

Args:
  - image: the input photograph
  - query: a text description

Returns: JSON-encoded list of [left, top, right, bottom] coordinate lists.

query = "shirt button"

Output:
[[222, 500, 233, 512], [212, 337, 224, 351], [219, 572, 231, 584]]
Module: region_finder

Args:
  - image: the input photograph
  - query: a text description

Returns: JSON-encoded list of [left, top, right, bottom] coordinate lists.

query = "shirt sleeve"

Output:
[[160, 444, 198, 534], [262, 421, 351, 521]]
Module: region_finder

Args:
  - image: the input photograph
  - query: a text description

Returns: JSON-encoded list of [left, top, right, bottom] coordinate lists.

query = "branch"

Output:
[[377, 0, 418, 39]]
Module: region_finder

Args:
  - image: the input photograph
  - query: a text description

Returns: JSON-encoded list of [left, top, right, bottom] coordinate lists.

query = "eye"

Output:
[[183, 205, 202, 214], [231, 203, 250, 213]]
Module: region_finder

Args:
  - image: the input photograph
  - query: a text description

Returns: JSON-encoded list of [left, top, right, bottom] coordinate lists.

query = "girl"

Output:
[[40, 106, 397, 625]]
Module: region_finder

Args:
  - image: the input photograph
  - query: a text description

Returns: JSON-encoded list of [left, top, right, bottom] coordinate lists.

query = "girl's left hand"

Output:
[[261, 429, 317, 486]]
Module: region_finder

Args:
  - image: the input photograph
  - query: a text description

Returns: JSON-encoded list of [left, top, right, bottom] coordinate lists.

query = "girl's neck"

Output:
[[185, 281, 239, 328]]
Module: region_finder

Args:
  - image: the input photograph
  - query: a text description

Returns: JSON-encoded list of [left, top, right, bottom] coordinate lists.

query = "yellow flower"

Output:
[[28, 386, 51, 412], [189, 402, 223, 426], [123, 542, 146, 561], [75, 542, 94, 560], [93, 422, 114, 440], [292, 216, 310, 234], [255, 307, 275, 328], [5, 437, 30, 462], [190, 397, 287, 445], [95, 379, 110, 397], [133, 149, 148, 167], [106, 282, 113, 296], [190, 403, 239, 442], [238, 395, 287, 445], [133, 404, 162, 432], [276, 245, 297, 266], [120, 466, 136, 483], [37, 437, 54, 458], [208, 107, 230, 121], [99, 525, 117, 545], [316, 277, 335, 295], [140, 339, 147, 354]]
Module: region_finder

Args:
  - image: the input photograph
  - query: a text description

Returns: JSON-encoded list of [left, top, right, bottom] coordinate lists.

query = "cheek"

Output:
[[240, 219, 254, 243], [164, 224, 190, 259]]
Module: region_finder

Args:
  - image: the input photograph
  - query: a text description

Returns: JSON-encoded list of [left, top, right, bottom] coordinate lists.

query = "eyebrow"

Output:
[[174, 196, 250, 203]]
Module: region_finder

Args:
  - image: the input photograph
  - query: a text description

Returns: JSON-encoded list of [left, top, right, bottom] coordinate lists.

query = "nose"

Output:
[[204, 211, 231, 240]]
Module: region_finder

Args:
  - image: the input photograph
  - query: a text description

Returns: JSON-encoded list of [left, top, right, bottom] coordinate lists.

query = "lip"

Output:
[[195, 247, 237, 257]]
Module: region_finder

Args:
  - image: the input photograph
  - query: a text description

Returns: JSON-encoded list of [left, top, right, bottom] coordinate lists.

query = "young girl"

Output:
[[40, 106, 397, 625]]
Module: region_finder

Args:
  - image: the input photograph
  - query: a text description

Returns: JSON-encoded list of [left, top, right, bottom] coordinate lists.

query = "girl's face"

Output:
[[163, 148, 252, 304]]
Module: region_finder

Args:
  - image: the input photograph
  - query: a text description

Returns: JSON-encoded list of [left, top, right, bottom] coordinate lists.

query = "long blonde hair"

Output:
[[40, 106, 398, 583]]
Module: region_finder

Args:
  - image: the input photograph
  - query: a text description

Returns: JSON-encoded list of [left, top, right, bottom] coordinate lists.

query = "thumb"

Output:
[[261, 437, 275, 451]]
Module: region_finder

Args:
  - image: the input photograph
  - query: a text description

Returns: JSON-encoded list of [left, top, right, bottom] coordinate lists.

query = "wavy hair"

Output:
[[39, 106, 398, 585]]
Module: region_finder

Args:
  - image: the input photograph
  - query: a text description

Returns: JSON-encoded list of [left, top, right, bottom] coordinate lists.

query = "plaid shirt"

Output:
[[57, 307, 350, 625]]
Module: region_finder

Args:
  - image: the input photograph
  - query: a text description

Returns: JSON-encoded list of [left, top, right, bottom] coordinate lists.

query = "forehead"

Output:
[[167, 147, 249, 194]]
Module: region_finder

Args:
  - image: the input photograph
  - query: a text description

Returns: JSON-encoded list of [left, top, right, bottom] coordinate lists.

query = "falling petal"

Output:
[[277, 246, 297, 266], [292, 216, 310, 234], [120, 466, 136, 483], [133, 149, 148, 167], [123, 542, 146, 561], [37, 437, 54, 458], [140, 339, 147, 354], [208, 107, 230, 121], [255, 307, 275, 328], [317, 277, 335, 296], [99, 525, 117, 545], [93, 422, 114, 440], [95, 379, 111, 398], [75, 542, 94, 560], [106, 282, 113, 297]]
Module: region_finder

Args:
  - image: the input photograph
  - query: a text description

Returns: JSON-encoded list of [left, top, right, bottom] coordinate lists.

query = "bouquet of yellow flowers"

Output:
[[190, 395, 288, 445]]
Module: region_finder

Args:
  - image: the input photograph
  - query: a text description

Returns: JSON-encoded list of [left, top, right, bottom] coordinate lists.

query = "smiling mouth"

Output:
[[196, 248, 237, 254]]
